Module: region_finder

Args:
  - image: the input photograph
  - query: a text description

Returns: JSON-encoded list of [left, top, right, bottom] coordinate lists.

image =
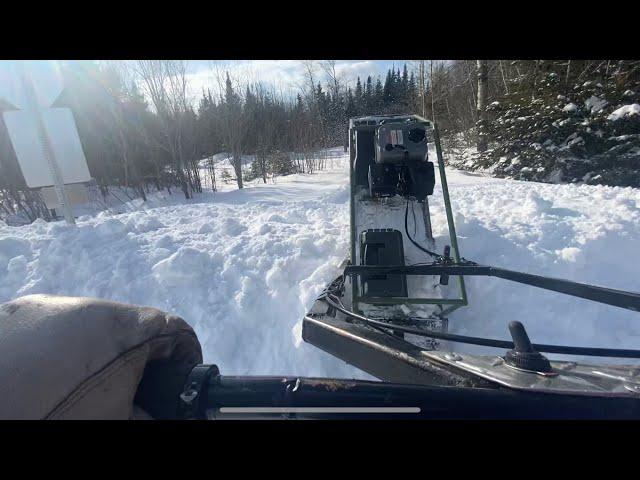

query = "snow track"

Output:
[[2, 147, 640, 377]]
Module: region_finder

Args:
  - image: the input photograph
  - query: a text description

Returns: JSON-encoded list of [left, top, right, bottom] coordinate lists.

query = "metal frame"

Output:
[[348, 116, 468, 317], [344, 263, 640, 313], [175, 361, 640, 419]]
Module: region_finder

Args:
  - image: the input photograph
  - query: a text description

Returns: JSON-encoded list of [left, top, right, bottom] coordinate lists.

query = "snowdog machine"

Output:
[[163, 115, 640, 419], [5, 115, 640, 420]]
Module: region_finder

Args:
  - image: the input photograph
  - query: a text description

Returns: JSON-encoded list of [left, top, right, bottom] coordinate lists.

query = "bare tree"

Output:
[[321, 60, 341, 99], [301, 60, 319, 103], [214, 68, 246, 189], [132, 60, 196, 198], [101, 61, 147, 201]]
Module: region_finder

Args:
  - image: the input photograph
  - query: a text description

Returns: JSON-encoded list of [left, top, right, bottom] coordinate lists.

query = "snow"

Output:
[[584, 95, 608, 113], [607, 103, 640, 121], [433, 174, 640, 365], [2, 146, 640, 378]]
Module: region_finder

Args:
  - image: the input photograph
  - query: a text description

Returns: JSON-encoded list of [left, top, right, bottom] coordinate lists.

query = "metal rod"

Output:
[[432, 122, 466, 305], [345, 264, 640, 313], [349, 127, 360, 314]]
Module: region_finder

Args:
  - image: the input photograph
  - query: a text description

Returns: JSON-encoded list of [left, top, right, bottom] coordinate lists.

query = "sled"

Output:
[[294, 115, 640, 403], [150, 115, 640, 419]]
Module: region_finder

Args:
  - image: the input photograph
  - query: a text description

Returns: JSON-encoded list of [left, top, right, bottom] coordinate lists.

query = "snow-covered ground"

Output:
[[2, 146, 640, 378]]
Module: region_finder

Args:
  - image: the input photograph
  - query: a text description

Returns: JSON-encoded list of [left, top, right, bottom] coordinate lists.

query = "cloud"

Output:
[[184, 60, 384, 104], [334, 61, 380, 83]]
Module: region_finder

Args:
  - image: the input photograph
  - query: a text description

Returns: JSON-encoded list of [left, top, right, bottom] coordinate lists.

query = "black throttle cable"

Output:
[[320, 294, 640, 359], [404, 199, 444, 261]]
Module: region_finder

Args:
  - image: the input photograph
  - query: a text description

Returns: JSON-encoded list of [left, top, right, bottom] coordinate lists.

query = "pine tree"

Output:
[[408, 71, 417, 112], [401, 64, 409, 108], [383, 69, 393, 106], [345, 87, 356, 119], [354, 77, 363, 114], [374, 78, 384, 113], [365, 76, 373, 113]]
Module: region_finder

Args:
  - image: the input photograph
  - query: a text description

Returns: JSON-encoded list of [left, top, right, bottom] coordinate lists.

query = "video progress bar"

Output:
[[219, 407, 421, 414]]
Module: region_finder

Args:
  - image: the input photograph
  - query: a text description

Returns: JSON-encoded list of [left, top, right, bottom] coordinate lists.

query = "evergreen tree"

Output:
[[345, 87, 356, 120], [354, 77, 363, 114], [365, 76, 373, 112], [383, 69, 393, 106], [374, 78, 384, 113]]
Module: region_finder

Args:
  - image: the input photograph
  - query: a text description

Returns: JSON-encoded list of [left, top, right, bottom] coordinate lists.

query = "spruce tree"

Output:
[[365, 76, 373, 113], [354, 77, 363, 114], [374, 78, 384, 113]]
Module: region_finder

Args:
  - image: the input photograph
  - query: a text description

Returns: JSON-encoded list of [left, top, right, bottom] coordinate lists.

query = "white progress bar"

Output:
[[219, 407, 421, 414]]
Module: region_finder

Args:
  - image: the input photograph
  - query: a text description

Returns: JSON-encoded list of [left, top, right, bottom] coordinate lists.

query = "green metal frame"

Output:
[[348, 116, 468, 319]]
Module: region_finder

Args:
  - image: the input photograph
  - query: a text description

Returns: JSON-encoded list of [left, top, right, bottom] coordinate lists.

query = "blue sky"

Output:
[[185, 60, 413, 101], [0, 60, 418, 110]]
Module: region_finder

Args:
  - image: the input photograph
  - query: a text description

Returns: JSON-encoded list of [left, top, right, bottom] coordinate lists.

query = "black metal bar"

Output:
[[489, 266, 640, 312], [201, 371, 640, 420], [344, 264, 640, 312], [345, 264, 489, 276]]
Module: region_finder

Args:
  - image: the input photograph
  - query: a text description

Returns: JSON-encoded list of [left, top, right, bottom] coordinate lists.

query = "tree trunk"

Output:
[[476, 59, 489, 153], [233, 151, 244, 189], [499, 60, 510, 94], [260, 152, 267, 184]]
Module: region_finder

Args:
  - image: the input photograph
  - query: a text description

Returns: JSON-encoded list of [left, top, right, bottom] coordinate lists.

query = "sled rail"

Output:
[[345, 263, 640, 313]]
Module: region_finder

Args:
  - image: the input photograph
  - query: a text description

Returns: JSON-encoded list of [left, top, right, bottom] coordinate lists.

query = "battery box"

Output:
[[359, 229, 408, 299]]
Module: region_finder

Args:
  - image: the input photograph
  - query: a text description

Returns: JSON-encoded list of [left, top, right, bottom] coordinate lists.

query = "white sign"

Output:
[[3, 108, 91, 188], [0, 60, 64, 109]]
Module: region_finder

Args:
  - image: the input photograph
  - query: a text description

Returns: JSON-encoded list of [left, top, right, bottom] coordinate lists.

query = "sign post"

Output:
[[1, 61, 92, 225], [16, 62, 75, 224]]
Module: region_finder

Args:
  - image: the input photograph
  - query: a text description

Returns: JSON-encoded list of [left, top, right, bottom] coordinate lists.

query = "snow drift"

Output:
[[1, 147, 639, 378]]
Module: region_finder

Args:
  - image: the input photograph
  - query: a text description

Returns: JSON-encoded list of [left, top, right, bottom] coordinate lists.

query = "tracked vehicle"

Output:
[[157, 116, 640, 419], [342, 115, 465, 332], [11, 115, 640, 420]]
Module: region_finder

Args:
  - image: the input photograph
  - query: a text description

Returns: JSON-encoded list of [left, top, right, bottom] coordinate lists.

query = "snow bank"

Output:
[[2, 147, 640, 377], [0, 158, 361, 378], [428, 170, 640, 364], [607, 103, 640, 121]]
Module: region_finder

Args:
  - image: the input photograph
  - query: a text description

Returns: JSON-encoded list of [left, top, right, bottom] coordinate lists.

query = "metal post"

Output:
[[432, 122, 467, 306], [18, 62, 75, 225], [349, 126, 360, 314]]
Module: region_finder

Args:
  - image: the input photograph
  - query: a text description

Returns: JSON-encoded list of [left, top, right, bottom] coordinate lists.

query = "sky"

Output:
[[185, 60, 413, 102], [0, 60, 420, 111]]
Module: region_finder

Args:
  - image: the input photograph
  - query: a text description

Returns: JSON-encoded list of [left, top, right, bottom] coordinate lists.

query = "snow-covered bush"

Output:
[[454, 69, 640, 187]]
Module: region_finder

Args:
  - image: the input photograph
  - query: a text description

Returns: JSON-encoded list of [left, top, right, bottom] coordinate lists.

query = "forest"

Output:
[[1, 59, 639, 223]]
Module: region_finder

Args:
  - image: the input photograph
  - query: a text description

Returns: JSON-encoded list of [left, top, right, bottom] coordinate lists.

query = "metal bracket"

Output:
[[179, 364, 220, 419]]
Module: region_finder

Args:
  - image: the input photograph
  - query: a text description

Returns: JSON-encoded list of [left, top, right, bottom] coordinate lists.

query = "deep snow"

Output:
[[2, 147, 640, 377]]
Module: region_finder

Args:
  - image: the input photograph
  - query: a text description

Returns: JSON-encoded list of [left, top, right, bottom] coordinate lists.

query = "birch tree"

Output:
[[476, 59, 489, 152]]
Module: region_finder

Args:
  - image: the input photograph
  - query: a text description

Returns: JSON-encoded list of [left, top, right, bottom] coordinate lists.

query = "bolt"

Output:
[[445, 353, 463, 361]]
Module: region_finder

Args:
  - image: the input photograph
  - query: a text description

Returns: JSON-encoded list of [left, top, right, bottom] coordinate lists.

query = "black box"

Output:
[[359, 229, 408, 298]]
